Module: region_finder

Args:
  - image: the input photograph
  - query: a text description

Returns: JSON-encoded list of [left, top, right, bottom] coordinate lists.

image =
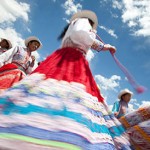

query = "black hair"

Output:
[[58, 23, 70, 40], [5, 40, 9, 49], [88, 19, 94, 28], [27, 40, 40, 47], [58, 18, 94, 40]]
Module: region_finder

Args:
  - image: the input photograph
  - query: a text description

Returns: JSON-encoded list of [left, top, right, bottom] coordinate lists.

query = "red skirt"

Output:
[[0, 63, 25, 92], [32, 47, 104, 102]]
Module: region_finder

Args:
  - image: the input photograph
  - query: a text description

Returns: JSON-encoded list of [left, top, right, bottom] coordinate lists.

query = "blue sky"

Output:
[[0, 0, 150, 110]]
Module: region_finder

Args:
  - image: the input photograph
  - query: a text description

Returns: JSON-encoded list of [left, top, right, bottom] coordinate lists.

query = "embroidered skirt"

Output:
[[0, 48, 131, 150], [0, 63, 25, 93]]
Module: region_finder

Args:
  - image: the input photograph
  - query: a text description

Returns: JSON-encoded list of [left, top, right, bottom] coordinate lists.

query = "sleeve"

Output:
[[112, 101, 120, 113], [0, 46, 18, 67], [67, 18, 104, 50], [91, 39, 104, 51]]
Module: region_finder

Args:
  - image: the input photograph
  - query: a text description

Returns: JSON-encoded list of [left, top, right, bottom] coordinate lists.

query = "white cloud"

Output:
[[113, 0, 150, 37], [62, 0, 82, 15], [0, 0, 41, 63], [62, 18, 70, 23], [112, 1, 123, 9], [130, 98, 140, 107], [0, 27, 24, 47], [95, 74, 121, 90], [0, 0, 30, 24], [128, 103, 135, 112], [86, 50, 95, 62], [99, 0, 108, 6], [129, 99, 150, 110], [98, 25, 118, 39], [128, 20, 137, 27], [110, 12, 119, 19], [0, 0, 31, 46], [141, 100, 150, 107]]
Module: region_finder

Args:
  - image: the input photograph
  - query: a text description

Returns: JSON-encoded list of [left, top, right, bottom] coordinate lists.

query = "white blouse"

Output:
[[61, 18, 104, 53], [0, 46, 33, 74], [0, 48, 7, 55]]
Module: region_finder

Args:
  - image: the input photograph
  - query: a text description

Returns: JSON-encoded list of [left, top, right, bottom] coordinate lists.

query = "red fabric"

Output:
[[0, 63, 25, 91], [32, 47, 104, 102], [0, 63, 18, 72]]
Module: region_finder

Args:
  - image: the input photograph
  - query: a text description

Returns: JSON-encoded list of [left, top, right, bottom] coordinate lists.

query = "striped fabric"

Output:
[[119, 105, 150, 149], [0, 63, 25, 93], [0, 73, 131, 150]]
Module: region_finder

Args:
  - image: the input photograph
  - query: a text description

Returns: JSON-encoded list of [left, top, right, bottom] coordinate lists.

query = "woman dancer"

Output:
[[0, 10, 131, 150], [0, 36, 42, 92]]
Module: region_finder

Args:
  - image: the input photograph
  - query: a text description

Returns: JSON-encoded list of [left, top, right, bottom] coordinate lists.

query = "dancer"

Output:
[[0, 10, 131, 149], [112, 89, 133, 118], [0, 36, 42, 92]]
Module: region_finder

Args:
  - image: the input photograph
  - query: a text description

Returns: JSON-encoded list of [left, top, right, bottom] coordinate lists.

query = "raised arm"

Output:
[[0, 46, 18, 67]]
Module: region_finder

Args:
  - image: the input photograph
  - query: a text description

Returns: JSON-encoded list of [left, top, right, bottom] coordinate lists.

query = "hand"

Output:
[[103, 44, 116, 55], [31, 56, 35, 62], [114, 112, 119, 117], [30, 56, 36, 67]]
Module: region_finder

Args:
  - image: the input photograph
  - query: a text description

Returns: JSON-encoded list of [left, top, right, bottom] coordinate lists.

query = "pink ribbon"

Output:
[[95, 33, 147, 94]]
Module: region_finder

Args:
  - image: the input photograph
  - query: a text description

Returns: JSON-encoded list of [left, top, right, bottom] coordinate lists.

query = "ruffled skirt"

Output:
[[0, 63, 25, 93], [0, 48, 131, 150]]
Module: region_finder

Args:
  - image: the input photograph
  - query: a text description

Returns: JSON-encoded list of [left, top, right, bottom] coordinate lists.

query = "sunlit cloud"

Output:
[[98, 25, 118, 39], [141, 100, 150, 107], [0, 0, 41, 62], [112, 0, 150, 37], [95, 74, 121, 91], [62, 0, 82, 16], [0, 0, 31, 45], [0, 27, 23, 47], [86, 50, 95, 62], [0, 0, 30, 24], [130, 98, 140, 107], [128, 103, 135, 111]]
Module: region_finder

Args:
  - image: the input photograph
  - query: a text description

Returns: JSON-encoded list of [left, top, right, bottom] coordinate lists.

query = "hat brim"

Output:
[[70, 10, 98, 30], [25, 36, 42, 50], [118, 90, 133, 100]]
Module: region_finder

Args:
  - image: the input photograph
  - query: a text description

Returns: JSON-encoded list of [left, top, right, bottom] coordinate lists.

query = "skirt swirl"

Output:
[[0, 48, 131, 149]]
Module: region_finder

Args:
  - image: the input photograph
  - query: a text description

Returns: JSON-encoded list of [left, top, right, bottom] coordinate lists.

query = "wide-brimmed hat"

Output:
[[1, 38, 12, 49], [118, 89, 133, 100], [25, 36, 42, 50], [70, 10, 98, 30]]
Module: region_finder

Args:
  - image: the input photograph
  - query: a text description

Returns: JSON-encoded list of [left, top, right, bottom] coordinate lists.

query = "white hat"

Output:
[[118, 89, 133, 100], [25, 36, 42, 50], [70, 10, 98, 30], [1, 38, 12, 49]]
